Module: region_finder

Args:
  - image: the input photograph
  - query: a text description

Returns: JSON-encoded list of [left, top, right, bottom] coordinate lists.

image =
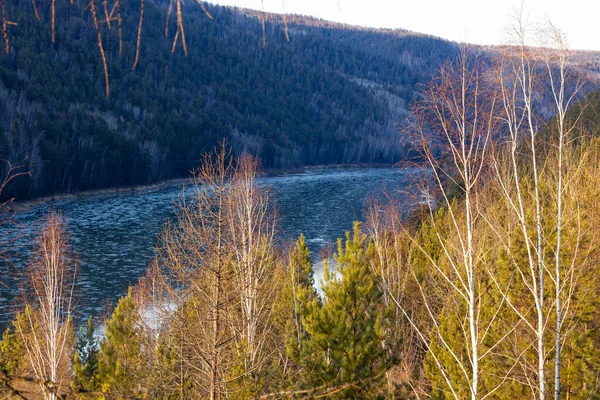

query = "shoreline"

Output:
[[264, 162, 397, 176], [8, 177, 192, 214], [8, 163, 399, 214]]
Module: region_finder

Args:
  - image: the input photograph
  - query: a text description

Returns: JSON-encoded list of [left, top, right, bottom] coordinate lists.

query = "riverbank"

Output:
[[7, 177, 192, 214], [264, 162, 397, 176], [8, 163, 400, 214]]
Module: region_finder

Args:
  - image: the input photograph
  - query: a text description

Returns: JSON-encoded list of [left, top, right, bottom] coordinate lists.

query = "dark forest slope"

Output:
[[1, 0, 459, 199]]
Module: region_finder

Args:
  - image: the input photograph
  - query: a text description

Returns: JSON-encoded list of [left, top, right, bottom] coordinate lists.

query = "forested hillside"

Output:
[[0, 0, 458, 200]]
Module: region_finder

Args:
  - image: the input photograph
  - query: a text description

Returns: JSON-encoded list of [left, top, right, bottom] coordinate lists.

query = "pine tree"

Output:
[[97, 288, 147, 396], [284, 234, 318, 361], [0, 313, 27, 377], [300, 222, 387, 397], [73, 316, 99, 392]]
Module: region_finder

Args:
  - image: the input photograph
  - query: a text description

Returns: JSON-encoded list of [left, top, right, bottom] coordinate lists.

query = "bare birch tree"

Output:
[[15, 211, 76, 400], [487, 14, 584, 399], [539, 24, 584, 400], [227, 153, 278, 384], [381, 48, 506, 400], [492, 22, 547, 398]]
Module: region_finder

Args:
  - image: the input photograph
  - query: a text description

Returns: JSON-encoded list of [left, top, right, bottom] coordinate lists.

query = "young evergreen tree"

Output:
[[73, 316, 99, 393], [97, 288, 147, 397], [0, 313, 27, 377], [283, 234, 318, 361], [300, 222, 387, 397], [0, 313, 29, 397]]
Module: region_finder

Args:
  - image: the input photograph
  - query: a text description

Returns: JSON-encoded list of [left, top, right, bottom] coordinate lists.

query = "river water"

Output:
[[0, 166, 423, 326]]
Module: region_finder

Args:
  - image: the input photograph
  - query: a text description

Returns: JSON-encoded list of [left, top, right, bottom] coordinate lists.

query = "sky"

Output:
[[210, 0, 600, 51]]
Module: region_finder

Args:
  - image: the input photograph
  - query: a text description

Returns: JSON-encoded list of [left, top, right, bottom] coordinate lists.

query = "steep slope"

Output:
[[1, 0, 460, 199]]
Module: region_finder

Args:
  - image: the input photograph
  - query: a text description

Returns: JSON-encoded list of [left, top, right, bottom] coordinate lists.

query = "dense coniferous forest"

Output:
[[0, 0, 459, 200]]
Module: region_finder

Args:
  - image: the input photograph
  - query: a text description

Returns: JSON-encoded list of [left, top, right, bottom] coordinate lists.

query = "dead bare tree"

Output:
[[260, 1, 266, 49], [165, 0, 173, 37], [0, 159, 30, 215], [171, 0, 188, 56], [102, 0, 110, 28], [195, 0, 213, 20], [280, 0, 289, 42], [31, 0, 40, 21], [115, 0, 122, 54]]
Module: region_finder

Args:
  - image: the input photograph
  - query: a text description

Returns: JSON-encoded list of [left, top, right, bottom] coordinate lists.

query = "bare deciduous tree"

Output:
[[15, 211, 76, 400], [488, 14, 584, 399], [150, 146, 280, 398], [154, 145, 235, 399], [385, 48, 510, 400], [227, 153, 278, 383]]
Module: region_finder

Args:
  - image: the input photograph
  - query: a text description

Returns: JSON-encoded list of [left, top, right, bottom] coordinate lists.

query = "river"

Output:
[[0, 166, 424, 326]]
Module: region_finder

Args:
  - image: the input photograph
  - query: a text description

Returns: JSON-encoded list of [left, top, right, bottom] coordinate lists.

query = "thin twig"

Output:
[[1, 0, 16, 54], [116, 0, 123, 54], [196, 0, 213, 19], [89, 0, 110, 99], [31, 0, 40, 20], [165, 0, 173, 37], [132, 0, 144, 70], [51, 0, 55, 42], [260, 0, 266, 48]]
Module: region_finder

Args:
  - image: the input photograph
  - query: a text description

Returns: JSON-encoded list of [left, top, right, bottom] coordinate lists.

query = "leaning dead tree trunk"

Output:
[[16, 212, 76, 400], [32, 0, 41, 20]]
